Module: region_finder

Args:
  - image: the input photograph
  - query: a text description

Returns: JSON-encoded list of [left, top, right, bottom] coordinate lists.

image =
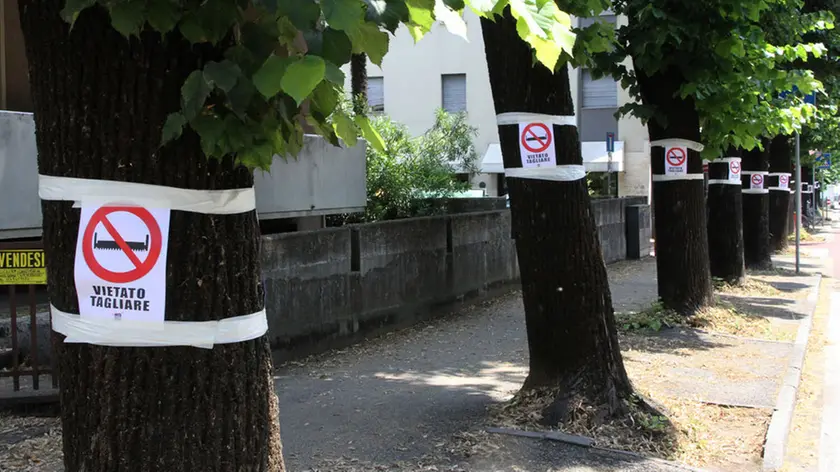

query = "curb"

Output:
[[762, 272, 822, 471]]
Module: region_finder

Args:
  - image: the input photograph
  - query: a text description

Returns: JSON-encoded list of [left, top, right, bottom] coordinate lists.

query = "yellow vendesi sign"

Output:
[[0, 249, 47, 285]]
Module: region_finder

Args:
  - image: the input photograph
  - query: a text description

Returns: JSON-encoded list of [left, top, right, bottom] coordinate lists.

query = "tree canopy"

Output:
[[593, 0, 833, 157]]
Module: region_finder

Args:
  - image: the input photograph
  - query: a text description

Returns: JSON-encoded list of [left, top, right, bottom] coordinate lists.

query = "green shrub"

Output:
[[334, 106, 480, 224]]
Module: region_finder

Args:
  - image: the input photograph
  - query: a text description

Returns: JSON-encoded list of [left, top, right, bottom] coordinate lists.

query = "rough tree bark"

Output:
[[350, 53, 368, 116], [480, 10, 633, 421], [19, 2, 285, 471], [768, 135, 793, 251], [741, 143, 773, 269], [706, 148, 745, 284], [633, 67, 713, 314]]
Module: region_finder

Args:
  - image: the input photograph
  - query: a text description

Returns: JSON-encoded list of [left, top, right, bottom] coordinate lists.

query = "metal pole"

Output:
[[607, 151, 613, 196], [795, 131, 801, 274]]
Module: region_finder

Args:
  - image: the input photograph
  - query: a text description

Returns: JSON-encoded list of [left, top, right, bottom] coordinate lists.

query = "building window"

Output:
[[441, 74, 467, 113], [367, 77, 384, 113], [581, 69, 617, 109]]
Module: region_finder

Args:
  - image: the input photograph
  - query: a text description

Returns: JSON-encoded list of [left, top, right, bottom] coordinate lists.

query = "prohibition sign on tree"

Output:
[[730, 161, 741, 174], [665, 147, 687, 167], [780, 175, 789, 185], [751, 174, 764, 186], [520, 123, 553, 153], [82, 206, 162, 284]]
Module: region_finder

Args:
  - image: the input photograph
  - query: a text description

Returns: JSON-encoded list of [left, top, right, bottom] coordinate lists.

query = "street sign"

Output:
[[0, 248, 46, 285], [665, 146, 688, 176], [75, 205, 170, 323], [517, 122, 556, 168], [818, 153, 831, 169], [606, 132, 615, 154], [729, 160, 742, 183]]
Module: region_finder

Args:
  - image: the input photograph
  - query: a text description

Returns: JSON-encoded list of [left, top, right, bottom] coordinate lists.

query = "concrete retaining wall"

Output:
[[263, 198, 651, 360]]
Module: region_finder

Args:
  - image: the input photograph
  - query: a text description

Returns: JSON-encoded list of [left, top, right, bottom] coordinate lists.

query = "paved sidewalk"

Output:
[[276, 258, 697, 471]]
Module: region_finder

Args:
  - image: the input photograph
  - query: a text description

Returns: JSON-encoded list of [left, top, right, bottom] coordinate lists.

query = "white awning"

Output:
[[581, 141, 625, 172], [480, 141, 626, 174], [480, 144, 504, 174]]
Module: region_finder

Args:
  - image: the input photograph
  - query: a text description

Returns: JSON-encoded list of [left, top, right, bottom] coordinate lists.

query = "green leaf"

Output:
[[147, 0, 180, 33], [505, 0, 575, 70], [109, 1, 146, 37], [239, 141, 275, 171], [322, 28, 354, 65], [346, 22, 390, 65], [179, 14, 207, 43], [192, 113, 226, 157], [253, 55, 292, 99], [181, 70, 212, 120], [198, 0, 239, 43], [325, 62, 347, 84], [161, 113, 187, 145], [355, 115, 386, 151], [203, 60, 240, 93], [227, 78, 256, 118], [311, 82, 339, 116], [323, 0, 366, 31], [333, 112, 359, 146], [280, 56, 326, 105], [406, 0, 435, 41], [60, 0, 95, 26], [276, 0, 321, 30]]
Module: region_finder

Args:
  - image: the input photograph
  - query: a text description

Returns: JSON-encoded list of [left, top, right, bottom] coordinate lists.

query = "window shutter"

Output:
[[441, 74, 467, 113], [367, 77, 384, 113], [582, 69, 617, 109]]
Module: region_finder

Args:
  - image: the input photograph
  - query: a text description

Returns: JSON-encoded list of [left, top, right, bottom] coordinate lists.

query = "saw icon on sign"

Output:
[[93, 232, 150, 252]]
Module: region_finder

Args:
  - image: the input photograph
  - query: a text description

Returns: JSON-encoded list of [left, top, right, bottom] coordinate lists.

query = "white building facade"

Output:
[[349, 10, 651, 200]]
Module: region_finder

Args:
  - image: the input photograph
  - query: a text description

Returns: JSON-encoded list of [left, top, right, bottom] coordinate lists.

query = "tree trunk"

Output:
[[768, 135, 793, 252], [633, 67, 712, 315], [741, 143, 772, 269], [19, 3, 285, 471], [350, 53, 368, 116], [480, 9, 632, 422], [707, 148, 745, 284]]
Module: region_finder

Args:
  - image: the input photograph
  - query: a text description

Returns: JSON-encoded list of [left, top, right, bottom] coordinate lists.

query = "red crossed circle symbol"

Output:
[[730, 161, 741, 174], [82, 206, 162, 284], [780, 175, 789, 185], [751, 174, 764, 186], [666, 148, 687, 166], [520, 123, 552, 153]]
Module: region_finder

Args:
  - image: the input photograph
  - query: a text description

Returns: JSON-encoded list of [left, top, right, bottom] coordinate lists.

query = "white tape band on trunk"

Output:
[[650, 139, 705, 152], [715, 157, 741, 163], [742, 189, 770, 195], [708, 179, 742, 186], [39, 175, 256, 214], [769, 187, 792, 191], [504, 165, 586, 181], [652, 174, 705, 182], [496, 113, 577, 127], [51, 304, 268, 349], [768, 172, 792, 176], [741, 171, 769, 175]]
